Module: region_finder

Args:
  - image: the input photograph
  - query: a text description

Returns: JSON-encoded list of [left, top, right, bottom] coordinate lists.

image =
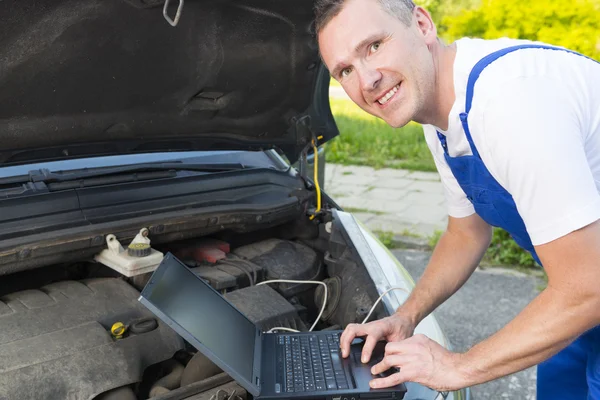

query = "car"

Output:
[[0, 1, 470, 400]]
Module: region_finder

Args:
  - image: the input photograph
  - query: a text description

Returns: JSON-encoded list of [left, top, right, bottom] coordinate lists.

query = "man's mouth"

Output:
[[376, 83, 400, 106]]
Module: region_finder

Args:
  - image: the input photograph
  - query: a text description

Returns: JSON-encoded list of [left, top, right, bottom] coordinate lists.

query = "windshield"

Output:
[[0, 150, 287, 179]]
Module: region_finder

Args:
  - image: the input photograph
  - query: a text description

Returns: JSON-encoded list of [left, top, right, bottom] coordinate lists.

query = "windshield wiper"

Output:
[[0, 162, 248, 186]]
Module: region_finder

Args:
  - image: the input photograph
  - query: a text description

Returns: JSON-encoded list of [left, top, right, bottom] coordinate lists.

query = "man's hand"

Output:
[[339, 313, 415, 362], [369, 334, 467, 392]]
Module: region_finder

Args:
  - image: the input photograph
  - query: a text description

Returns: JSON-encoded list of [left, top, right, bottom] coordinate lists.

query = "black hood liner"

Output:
[[0, 0, 338, 165]]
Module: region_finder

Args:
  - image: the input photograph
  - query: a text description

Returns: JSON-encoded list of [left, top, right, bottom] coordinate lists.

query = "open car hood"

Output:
[[0, 0, 338, 166]]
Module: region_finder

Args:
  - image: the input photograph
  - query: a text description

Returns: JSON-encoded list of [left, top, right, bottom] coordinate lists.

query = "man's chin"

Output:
[[383, 116, 412, 129]]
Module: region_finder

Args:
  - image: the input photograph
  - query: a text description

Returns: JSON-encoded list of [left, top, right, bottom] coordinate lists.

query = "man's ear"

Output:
[[413, 6, 437, 45]]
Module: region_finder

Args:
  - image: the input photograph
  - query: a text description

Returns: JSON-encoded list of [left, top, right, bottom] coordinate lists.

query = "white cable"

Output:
[[267, 327, 300, 333], [257, 279, 327, 332], [361, 287, 409, 324]]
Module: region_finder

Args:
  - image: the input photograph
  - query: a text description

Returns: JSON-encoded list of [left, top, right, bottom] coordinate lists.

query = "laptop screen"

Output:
[[144, 257, 257, 383]]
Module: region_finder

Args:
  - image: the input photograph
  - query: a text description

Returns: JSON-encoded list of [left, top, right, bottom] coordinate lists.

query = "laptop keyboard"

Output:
[[276, 333, 350, 393]]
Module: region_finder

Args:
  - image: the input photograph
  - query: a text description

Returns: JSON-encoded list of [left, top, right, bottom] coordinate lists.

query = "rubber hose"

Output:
[[149, 360, 185, 398], [180, 352, 223, 386], [95, 386, 137, 400]]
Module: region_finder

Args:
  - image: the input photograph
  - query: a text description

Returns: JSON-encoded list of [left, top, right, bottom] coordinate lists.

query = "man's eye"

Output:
[[370, 42, 381, 53], [341, 67, 352, 77]]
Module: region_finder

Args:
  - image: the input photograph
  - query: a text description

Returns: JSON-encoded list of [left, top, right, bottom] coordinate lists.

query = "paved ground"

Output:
[[393, 249, 541, 400], [326, 85, 448, 238], [329, 85, 350, 100], [325, 164, 448, 237]]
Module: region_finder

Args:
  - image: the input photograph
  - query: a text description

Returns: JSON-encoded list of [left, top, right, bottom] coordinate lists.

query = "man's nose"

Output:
[[359, 67, 382, 92]]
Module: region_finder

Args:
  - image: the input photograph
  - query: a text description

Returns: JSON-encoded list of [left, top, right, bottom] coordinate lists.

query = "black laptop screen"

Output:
[[146, 258, 256, 382]]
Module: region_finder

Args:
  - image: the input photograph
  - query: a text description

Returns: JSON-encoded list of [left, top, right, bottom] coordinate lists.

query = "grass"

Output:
[[325, 98, 436, 172], [343, 207, 385, 215], [428, 228, 549, 280], [374, 230, 395, 248]]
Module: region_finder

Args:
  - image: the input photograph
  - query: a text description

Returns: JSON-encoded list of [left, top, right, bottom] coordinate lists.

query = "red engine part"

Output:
[[174, 239, 231, 264]]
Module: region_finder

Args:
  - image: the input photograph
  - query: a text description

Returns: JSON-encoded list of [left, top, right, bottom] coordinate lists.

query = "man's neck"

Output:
[[425, 40, 457, 131]]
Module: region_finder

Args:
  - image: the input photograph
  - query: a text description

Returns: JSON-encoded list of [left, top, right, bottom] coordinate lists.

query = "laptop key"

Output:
[[326, 380, 337, 390], [316, 381, 325, 391], [337, 382, 349, 390]]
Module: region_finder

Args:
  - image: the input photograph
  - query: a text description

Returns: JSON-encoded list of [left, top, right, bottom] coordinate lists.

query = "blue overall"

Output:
[[436, 44, 600, 399]]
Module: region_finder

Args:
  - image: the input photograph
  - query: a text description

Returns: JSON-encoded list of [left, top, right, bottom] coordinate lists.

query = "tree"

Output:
[[440, 0, 600, 60]]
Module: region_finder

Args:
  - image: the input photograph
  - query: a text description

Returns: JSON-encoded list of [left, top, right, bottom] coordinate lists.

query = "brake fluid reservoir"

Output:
[[94, 228, 164, 277]]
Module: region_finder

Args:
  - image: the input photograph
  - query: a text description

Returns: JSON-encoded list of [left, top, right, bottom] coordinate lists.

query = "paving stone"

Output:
[[358, 198, 410, 214], [364, 215, 416, 233], [398, 191, 446, 206], [329, 173, 380, 186], [363, 188, 410, 201], [405, 171, 441, 181], [334, 165, 377, 175], [368, 177, 414, 190], [335, 196, 369, 210], [372, 168, 410, 178], [324, 164, 338, 186], [327, 183, 372, 197], [326, 164, 448, 237], [408, 222, 444, 237], [350, 212, 379, 224], [397, 204, 448, 226], [405, 180, 445, 194], [329, 86, 350, 100]]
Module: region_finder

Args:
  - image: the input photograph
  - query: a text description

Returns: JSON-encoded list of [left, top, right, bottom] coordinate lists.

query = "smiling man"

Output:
[[315, 0, 600, 398]]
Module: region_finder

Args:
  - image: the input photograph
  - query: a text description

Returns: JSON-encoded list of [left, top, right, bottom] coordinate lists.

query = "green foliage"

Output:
[[326, 98, 437, 171], [441, 0, 600, 60], [485, 228, 538, 268], [428, 229, 444, 248], [421, 0, 482, 36], [375, 230, 395, 248], [428, 228, 539, 268]]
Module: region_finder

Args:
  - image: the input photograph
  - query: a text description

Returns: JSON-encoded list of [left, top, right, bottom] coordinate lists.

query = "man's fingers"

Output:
[[359, 335, 379, 363], [384, 341, 405, 355], [370, 355, 404, 375], [340, 324, 364, 358], [369, 371, 406, 389]]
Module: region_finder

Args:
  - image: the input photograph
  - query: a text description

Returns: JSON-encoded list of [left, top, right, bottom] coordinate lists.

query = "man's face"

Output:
[[318, 0, 436, 128]]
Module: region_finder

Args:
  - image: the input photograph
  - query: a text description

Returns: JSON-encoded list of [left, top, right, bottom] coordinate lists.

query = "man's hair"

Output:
[[314, 0, 416, 34]]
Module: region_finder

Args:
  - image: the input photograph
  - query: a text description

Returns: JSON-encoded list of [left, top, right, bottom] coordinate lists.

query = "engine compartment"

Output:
[[0, 221, 386, 400]]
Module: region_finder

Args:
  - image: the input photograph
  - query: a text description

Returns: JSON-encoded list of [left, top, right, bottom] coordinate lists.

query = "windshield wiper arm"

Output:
[[0, 162, 248, 186]]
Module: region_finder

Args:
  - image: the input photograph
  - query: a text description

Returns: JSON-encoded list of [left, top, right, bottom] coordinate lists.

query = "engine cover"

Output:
[[0, 278, 184, 400], [224, 284, 306, 331]]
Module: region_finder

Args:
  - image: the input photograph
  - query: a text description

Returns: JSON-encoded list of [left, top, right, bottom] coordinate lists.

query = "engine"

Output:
[[0, 238, 327, 399], [0, 278, 184, 400], [0, 231, 381, 400]]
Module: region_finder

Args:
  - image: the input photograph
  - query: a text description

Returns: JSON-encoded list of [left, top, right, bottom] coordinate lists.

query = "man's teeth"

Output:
[[377, 84, 400, 105]]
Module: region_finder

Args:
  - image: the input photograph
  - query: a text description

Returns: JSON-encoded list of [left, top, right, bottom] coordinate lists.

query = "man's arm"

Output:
[[459, 219, 600, 386], [340, 212, 492, 361]]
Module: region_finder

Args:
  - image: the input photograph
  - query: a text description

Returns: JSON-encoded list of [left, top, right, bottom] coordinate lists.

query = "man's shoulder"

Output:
[[455, 37, 596, 92]]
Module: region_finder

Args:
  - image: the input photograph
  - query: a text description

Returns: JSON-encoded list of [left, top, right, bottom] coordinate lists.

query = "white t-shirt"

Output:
[[423, 37, 600, 245]]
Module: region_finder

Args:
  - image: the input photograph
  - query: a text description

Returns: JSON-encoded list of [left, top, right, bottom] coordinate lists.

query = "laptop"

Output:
[[138, 252, 407, 400]]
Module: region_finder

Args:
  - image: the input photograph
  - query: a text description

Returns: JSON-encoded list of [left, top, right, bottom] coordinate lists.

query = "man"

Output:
[[315, 0, 600, 398]]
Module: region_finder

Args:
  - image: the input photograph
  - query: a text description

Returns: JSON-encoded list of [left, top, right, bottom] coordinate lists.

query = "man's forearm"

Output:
[[398, 215, 491, 326], [459, 284, 600, 386], [459, 219, 600, 387]]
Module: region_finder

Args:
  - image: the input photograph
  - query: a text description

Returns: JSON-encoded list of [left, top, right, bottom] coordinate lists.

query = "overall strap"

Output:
[[461, 44, 596, 158]]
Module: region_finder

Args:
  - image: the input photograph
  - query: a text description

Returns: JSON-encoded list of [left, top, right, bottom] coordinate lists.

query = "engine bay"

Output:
[[0, 220, 387, 400]]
